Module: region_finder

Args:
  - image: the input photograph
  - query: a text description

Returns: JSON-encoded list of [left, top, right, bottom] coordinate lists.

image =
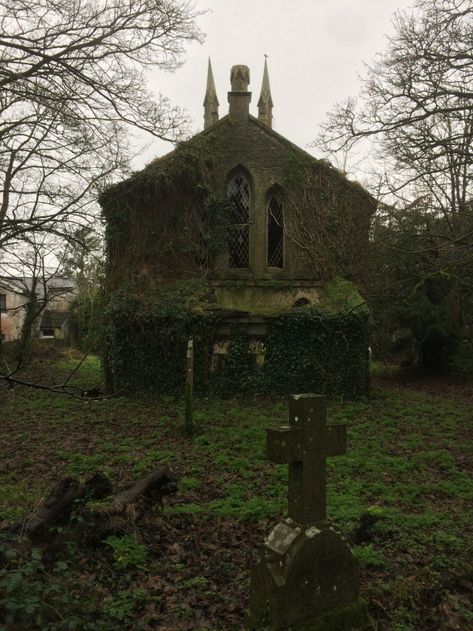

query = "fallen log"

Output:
[[11, 467, 177, 542], [13, 472, 113, 538], [113, 466, 177, 509]]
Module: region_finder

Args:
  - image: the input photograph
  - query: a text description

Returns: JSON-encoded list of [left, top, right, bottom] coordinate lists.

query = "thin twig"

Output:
[[0, 372, 122, 400]]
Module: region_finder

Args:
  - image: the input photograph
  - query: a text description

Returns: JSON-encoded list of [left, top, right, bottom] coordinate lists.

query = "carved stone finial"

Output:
[[230, 65, 250, 92], [228, 64, 251, 122]]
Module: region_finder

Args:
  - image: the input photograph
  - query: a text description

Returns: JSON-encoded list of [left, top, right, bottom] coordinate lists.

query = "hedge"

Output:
[[102, 289, 369, 398]]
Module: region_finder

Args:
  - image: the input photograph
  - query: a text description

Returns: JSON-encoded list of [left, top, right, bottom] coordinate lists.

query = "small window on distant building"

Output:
[[267, 193, 284, 268], [227, 172, 251, 268], [0, 294, 5, 310], [41, 328, 55, 338]]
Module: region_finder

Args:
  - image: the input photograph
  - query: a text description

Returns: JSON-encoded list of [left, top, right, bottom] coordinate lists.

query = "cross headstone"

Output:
[[248, 394, 371, 630], [267, 393, 346, 524]]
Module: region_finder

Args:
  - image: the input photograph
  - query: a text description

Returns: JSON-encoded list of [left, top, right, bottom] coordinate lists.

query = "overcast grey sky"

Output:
[[138, 0, 415, 169]]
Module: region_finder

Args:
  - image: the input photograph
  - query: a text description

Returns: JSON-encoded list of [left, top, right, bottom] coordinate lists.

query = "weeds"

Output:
[[105, 534, 147, 570], [0, 354, 472, 629]]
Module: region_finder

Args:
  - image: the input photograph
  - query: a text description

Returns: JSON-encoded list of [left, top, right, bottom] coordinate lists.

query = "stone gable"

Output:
[[99, 62, 373, 397]]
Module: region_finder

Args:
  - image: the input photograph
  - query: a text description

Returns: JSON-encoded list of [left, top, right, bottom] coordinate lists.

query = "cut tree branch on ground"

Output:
[[8, 467, 178, 542]]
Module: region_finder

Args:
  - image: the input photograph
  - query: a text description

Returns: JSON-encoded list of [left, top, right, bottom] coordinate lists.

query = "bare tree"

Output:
[[0, 0, 203, 248], [317, 0, 473, 220], [315, 0, 473, 369], [318, 0, 473, 153]]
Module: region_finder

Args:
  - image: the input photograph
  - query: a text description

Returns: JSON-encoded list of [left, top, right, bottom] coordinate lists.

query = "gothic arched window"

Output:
[[267, 192, 284, 268], [227, 172, 250, 268]]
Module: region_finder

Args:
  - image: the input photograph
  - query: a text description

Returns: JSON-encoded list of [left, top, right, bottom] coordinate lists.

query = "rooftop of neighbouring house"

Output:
[[0, 276, 76, 298]]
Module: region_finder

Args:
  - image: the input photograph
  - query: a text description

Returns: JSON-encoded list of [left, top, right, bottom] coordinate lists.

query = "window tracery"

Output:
[[267, 193, 284, 268], [227, 172, 250, 268]]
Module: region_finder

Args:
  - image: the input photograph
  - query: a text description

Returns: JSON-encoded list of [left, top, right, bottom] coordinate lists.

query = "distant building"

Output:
[[0, 276, 76, 342]]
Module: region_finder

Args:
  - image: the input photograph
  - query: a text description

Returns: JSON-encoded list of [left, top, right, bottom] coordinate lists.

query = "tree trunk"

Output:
[[10, 468, 177, 543]]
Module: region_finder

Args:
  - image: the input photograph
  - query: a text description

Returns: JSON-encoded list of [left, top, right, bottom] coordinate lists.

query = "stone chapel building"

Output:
[[100, 61, 376, 395]]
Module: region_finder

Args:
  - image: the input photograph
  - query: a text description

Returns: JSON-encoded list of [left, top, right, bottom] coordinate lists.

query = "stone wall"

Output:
[[204, 116, 373, 282], [101, 115, 374, 292]]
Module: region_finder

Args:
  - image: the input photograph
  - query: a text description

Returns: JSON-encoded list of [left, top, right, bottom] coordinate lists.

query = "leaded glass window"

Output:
[[267, 194, 284, 268], [227, 173, 250, 268]]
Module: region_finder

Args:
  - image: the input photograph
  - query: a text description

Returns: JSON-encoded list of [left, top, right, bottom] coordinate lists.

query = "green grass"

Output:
[[0, 353, 472, 629], [369, 361, 403, 379]]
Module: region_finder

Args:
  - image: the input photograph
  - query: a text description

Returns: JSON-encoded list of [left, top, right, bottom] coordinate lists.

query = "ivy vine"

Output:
[[102, 288, 369, 398]]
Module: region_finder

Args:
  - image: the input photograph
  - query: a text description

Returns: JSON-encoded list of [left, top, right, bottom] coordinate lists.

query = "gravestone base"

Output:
[[292, 599, 373, 631], [248, 519, 373, 631]]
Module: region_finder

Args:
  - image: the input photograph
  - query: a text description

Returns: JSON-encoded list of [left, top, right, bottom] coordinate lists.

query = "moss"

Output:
[[213, 285, 323, 315], [321, 276, 368, 315], [156, 278, 363, 318]]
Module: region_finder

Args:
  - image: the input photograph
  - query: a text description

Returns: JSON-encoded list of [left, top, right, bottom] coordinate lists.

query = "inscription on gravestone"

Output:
[[248, 394, 371, 631]]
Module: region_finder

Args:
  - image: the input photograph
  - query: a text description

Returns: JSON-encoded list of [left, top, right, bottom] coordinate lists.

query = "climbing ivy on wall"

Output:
[[281, 155, 375, 283], [102, 288, 369, 398], [99, 140, 236, 289], [262, 312, 368, 396]]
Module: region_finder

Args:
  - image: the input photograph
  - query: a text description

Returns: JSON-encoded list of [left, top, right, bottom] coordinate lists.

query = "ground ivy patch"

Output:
[[0, 355, 471, 629]]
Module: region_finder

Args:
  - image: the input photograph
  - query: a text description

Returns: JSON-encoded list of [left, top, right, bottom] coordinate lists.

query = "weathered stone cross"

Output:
[[267, 393, 346, 524]]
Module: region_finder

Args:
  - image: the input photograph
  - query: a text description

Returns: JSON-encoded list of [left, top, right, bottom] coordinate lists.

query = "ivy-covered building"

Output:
[[100, 61, 376, 396]]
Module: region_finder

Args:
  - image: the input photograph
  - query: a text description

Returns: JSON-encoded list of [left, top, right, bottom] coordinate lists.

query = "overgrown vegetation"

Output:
[[317, 0, 473, 377], [282, 157, 374, 283], [97, 113, 375, 400], [69, 289, 105, 352], [0, 353, 472, 629], [100, 141, 237, 290], [102, 282, 369, 397], [369, 203, 473, 376]]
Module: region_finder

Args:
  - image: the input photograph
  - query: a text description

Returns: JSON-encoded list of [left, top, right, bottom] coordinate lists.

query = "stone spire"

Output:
[[203, 58, 219, 129], [258, 57, 274, 128], [228, 64, 251, 122]]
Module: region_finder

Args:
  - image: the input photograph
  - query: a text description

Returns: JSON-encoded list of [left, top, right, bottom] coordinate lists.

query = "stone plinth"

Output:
[[248, 519, 368, 630]]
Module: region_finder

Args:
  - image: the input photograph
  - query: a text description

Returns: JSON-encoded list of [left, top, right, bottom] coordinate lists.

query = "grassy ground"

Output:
[[0, 351, 472, 630]]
